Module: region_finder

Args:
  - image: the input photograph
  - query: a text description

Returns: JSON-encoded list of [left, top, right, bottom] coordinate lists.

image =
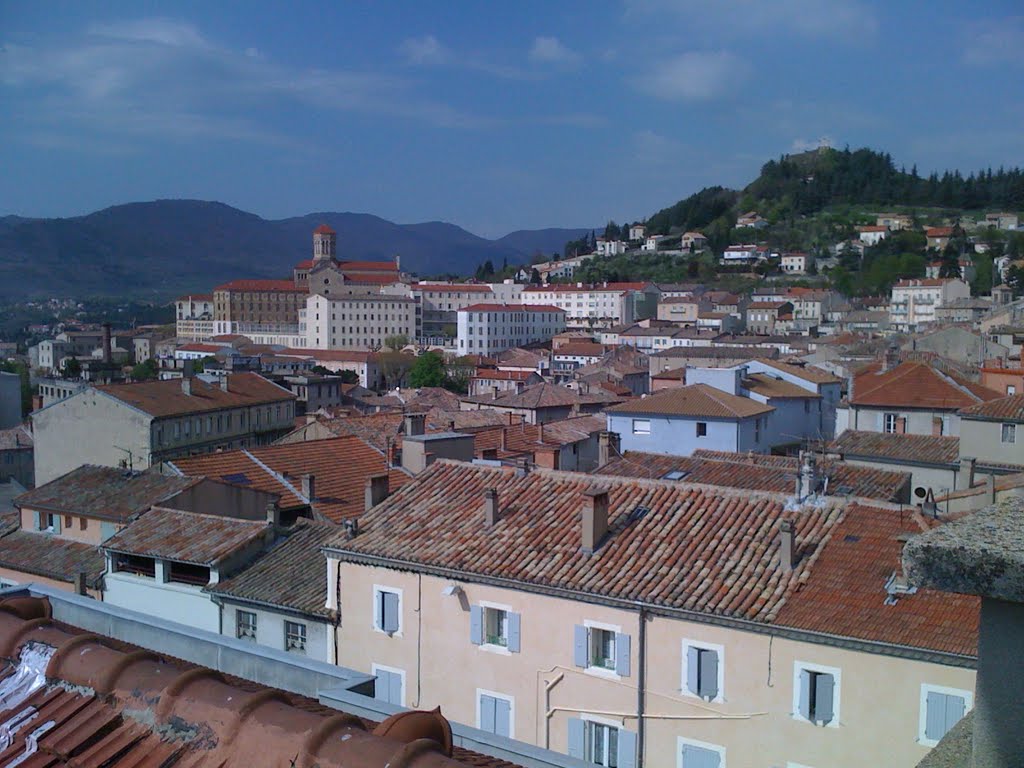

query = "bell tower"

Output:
[[312, 224, 337, 263]]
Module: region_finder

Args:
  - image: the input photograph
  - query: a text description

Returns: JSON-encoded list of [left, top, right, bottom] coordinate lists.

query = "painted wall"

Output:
[[850, 406, 961, 437], [840, 457, 958, 501], [608, 412, 743, 457], [330, 561, 975, 768], [220, 601, 331, 663], [104, 570, 220, 633], [959, 419, 1023, 467]]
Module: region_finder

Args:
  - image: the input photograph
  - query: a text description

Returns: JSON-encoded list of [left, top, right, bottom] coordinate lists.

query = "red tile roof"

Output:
[[0, 529, 105, 588], [462, 382, 621, 410], [97, 373, 295, 418], [327, 462, 847, 623], [552, 342, 606, 357], [959, 393, 1024, 421], [851, 361, 1000, 409], [926, 226, 955, 237], [415, 283, 494, 293], [313, 223, 336, 234], [214, 279, 306, 293], [892, 278, 954, 288], [473, 369, 536, 381], [177, 293, 213, 302], [607, 384, 774, 419], [775, 505, 978, 657], [830, 430, 960, 465], [171, 436, 411, 523]]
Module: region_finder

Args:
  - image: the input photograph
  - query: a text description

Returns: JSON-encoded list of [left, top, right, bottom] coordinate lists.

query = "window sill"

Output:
[[585, 665, 621, 681], [479, 643, 512, 656]]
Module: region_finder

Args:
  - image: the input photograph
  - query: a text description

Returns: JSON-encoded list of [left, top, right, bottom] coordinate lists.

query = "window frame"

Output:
[[676, 735, 726, 768], [482, 603, 510, 650], [918, 684, 972, 747], [373, 585, 403, 636], [680, 638, 725, 703], [284, 620, 307, 654], [631, 418, 651, 436], [1001, 423, 1016, 444], [883, 412, 898, 434], [580, 714, 624, 768], [583, 619, 621, 677], [235, 609, 257, 641], [696, 422, 708, 437], [371, 663, 405, 707], [792, 661, 841, 728], [476, 688, 515, 739]]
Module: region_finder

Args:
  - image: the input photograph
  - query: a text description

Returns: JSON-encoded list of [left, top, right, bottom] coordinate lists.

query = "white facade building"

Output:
[[857, 226, 889, 246], [889, 278, 971, 332], [521, 286, 635, 329], [305, 293, 418, 350], [596, 239, 628, 257], [457, 303, 566, 357]]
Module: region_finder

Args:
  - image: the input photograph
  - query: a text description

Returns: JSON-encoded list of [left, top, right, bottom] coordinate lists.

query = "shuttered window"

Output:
[[470, 605, 521, 653], [373, 666, 403, 706], [574, 625, 630, 676], [680, 742, 722, 768], [374, 588, 401, 635], [478, 693, 512, 738], [797, 668, 837, 725], [921, 686, 969, 745], [684, 645, 720, 701], [567, 719, 636, 768]]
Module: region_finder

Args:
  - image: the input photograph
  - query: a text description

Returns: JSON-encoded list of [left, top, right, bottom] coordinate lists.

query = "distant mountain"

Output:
[[495, 228, 593, 258], [0, 200, 592, 300]]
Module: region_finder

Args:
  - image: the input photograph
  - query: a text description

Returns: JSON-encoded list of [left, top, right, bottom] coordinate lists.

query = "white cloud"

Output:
[[398, 35, 449, 66], [962, 17, 1024, 67], [87, 18, 210, 48], [638, 51, 748, 101], [528, 36, 581, 66]]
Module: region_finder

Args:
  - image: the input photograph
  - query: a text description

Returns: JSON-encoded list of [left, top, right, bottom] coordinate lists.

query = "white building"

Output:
[[595, 238, 628, 257], [780, 252, 814, 274], [628, 224, 646, 242], [305, 293, 418, 350], [889, 278, 971, 332], [521, 285, 635, 329], [857, 226, 889, 246], [720, 244, 762, 264], [176, 294, 215, 342], [457, 303, 566, 357]]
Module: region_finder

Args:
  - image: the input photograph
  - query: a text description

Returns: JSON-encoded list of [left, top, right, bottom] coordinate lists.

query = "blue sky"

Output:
[[1, 1, 1023, 237]]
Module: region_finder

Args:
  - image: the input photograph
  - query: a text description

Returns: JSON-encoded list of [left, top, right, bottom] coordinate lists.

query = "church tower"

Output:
[[312, 224, 337, 263]]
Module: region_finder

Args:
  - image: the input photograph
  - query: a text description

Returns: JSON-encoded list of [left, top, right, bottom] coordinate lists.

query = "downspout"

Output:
[[332, 559, 341, 666], [637, 606, 647, 768]]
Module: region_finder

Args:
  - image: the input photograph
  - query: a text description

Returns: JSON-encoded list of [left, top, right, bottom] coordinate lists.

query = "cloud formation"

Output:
[[398, 35, 450, 66], [962, 16, 1024, 67], [638, 51, 748, 101], [528, 36, 581, 66]]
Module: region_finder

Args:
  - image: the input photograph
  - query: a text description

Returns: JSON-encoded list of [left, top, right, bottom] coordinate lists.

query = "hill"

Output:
[[0, 200, 591, 300]]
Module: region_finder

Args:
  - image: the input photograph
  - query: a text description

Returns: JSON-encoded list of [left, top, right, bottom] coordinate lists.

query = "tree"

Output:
[[130, 359, 159, 380], [530, 268, 542, 285], [337, 369, 359, 384], [193, 355, 218, 373], [378, 351, 412, 390], [311, 365, 333, 376], [1007, 265, 1024, 297], [384, 334, 409, 351], [61, 357, 81, 379], [408, 351, 446, 388]]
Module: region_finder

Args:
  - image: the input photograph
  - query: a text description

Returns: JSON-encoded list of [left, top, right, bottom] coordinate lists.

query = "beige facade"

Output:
[[305, 293, 418, 350], [657, 299, 702, 324], [959, 416, 1021, 466], [330, 561, 974, 767]]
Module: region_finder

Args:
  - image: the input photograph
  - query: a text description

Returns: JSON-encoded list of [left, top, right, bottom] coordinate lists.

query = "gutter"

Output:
[[322, 548, 977, 669]]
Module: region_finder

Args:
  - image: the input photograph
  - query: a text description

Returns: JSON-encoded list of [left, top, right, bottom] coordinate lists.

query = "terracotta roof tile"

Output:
[[462, 382, 621, 410], [607, 384, 774, 419], [831, 431, 960, 465], [959, 393, 1024, 421], [743, 373, 821, 400], [96, 372, 295, 418], [851, 361, 1000, 410], [0, 529, 105, 587]]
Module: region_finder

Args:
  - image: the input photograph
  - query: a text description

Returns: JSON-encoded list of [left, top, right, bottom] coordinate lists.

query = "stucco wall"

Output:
[[959, 419, 1022, 466], [608, 413, 742, 457], [104, 570, 220, 633], [850, 407, 960, 437], [841, 457, 958, 501], [220, 601, 331, 663]]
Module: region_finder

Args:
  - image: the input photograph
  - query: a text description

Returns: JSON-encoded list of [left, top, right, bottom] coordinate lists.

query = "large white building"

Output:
[[521, 285, 636, 329], [889, 278, 971, 332], [457, 303, 566, 357], [305, 293, 418, 350], [175, 294, 215, 342]]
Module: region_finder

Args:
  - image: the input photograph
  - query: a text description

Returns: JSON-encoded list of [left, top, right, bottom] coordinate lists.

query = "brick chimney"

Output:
[[181, 377, 192, 396], [881, 343, 901, 373], [534, 447, 560, 469], [581, 487, 610, 554], [101, 323, 112, 364], [780, 519, 795, 573], [597, 431, 620, 468], [365, 474, 390, 511], [483, 488, 500, 526], [301, 473, 316, 502]]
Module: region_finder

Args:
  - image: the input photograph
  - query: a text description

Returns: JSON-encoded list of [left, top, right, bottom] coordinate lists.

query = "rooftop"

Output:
[[830, 430, 961, 466], [743, 372, 821, 400], [606, 383, 774, 419], [94, 372, 295, 419], [756, 357, 841, 384], [850, 361, 1000, 410], [462, 382, 621, 410], [0, 528, 105, 588], [214, 279, 306, 293], [0, 424, 32, 450], [462, 303, 563, 313], [959, 392, 1024, 422]]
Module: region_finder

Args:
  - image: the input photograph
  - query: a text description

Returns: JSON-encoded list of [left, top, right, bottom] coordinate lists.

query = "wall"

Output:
[[220, 601, 331, 663], [959, 419, 1022, 467], [850, 406, 961, 437], [331, 562, 976, 768], [840, 457, 958, 501], [0, 447, 33, 488], [104, 569, 220, 633], [163, 479, 280, 522], [17, 507, 117, 545], [607, 413, 740, 457]]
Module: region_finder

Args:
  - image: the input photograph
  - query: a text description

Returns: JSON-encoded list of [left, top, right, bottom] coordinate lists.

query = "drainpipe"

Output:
[[637, 606, 647, 768]]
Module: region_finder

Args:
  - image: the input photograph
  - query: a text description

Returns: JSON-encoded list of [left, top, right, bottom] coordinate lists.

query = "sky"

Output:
[[2, 1, 1023, 237]]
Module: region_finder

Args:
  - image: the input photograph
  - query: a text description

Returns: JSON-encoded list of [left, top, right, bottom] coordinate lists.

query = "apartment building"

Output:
[[889, 278, 970, 332], [323, 462, 976, 768], [176, 293, 215, 342], [32, 373, 296, 484], [521, 285, 636, 329], [456, 303, 566, 357], [305, 292, 418, 350], [746, 301, 794, 335], [412, 283, 497, 336], [213, 279, 307, 336]]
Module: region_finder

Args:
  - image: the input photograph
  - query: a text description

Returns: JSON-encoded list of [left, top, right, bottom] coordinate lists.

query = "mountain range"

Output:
[[0, 200, 590, 300]]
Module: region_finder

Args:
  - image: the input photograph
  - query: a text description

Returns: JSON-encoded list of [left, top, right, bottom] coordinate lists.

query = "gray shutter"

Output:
[[925, 691, 945, 740], [686, 646, 700, 695], [617, 729, 637, 768], [33, 511, 41, 531], [374, 670, 389, 701], [945, 694, 965, 732], [470, 605, 483, 645], [100, 521, 117, 542], [382, 592, 399, 633], [798, 669, 812, 720], [389, 669, 402, 706], [701, 649, 719, 700], [507, 612, 521, 653], [567, 717, 585, 759], [494, 697, 511, 738], [682, 744, 721, 768], [480, 694, 496, 733], [573, 625, 588, 668], [815, 673, 835, 724], [615, 632, 631, 677], [54, 515, 62, 534]]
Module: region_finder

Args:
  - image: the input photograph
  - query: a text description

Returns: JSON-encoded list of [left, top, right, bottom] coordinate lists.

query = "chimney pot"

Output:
[[403, 412, 426, 436], [73, 571, 88, 596], [484, 488, 500, 526], [581, 487, 610, 553], [780, 519, 795, 573], [365, 474, 390, 511], [958, 456, 977, 490], [597, 431, 620, 468]]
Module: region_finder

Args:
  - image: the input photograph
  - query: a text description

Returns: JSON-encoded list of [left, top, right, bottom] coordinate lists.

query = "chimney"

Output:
[[403, 412, 426, 436], [365, 474, 390, 511], [538, 422, 545, 443], [958, 456, 976, 490], [101, 322, 112, 364], [73, 571, 88, 596], [985, 473, 996, 504], [515, 381, 525, 394], [581, 487, 610, 554], [881, 343, 900, 373], [220, 376, 230, 392], [183, 360, 195, 378], [493, 385, 500, 401], [598, 431, 620, 468], [181, 377, 192, 396], [266, 501, 280, 527], [483, 488, 500, 526], [780, 519, 795, 573], [798, 452, 818, 500], [301, 473, 316, 502], [499, 427, 507, 453]]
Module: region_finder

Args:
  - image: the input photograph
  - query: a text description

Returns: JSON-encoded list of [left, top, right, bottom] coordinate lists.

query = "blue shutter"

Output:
[[374, 670, 390, 701], [33, 511, 41, 531], [54, 515, 62, 534], [470, 605, 483, 645], [567, 717, 585, 759], [686, 646, 700, 695], [944, 694, 965, 733], [382, 592, 399, 633], [573, 625, 588, 667], [814, 673, 835, 724], [701, 649, 719, 700], [798, 669, 812, 720], [507, 612, 521, 653], [100, 521, 117, 542], [682, 744, 721, 768], [617, 729, 637, 768], [925, 691, 946, 740], [494, 697, 511, 738], [480, 694, 496, 732], [389, 669, 403, 706], [615, 632, 631, 676]]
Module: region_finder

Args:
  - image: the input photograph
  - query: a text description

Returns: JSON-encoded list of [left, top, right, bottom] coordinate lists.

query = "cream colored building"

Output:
[[305, 292, 418, 350], [889, 278, 970, 332], [324, 463, 977, 768]]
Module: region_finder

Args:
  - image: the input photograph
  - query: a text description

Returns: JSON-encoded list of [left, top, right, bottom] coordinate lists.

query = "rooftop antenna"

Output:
[[113, 445, 134, 472]]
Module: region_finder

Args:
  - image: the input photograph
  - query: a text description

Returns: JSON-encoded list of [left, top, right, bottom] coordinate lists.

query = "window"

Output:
[[1008, 385, 1017, 395], [754, 417, 762, 443], [285, 621, 307, 653], [469, 604, 521, 651], [1002, 423, 1016, 444], [236, 610, 257, 641], [567, 718, 637, 768], [883, 413, 898, 434], [372, 664, 404, 706], [478, 691, 513, 738], [374, 587, 401, 635], [920, 685, 971, 746], [167, 562, 211, 586], [682, 641, 723, 701], [632, 419, 651, 435], [574, 624, 630, 676], [678, 737, 724, 768], [794, 663, 840, 726], [696, 422, 707, 437], [113, 554, 155, 577]]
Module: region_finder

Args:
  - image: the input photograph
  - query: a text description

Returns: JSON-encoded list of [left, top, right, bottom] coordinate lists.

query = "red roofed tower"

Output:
[[313, 223, 337, 263]]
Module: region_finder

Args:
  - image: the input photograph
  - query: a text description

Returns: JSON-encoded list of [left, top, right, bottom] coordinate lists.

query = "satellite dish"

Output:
[[914, 487, 927, 499]]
